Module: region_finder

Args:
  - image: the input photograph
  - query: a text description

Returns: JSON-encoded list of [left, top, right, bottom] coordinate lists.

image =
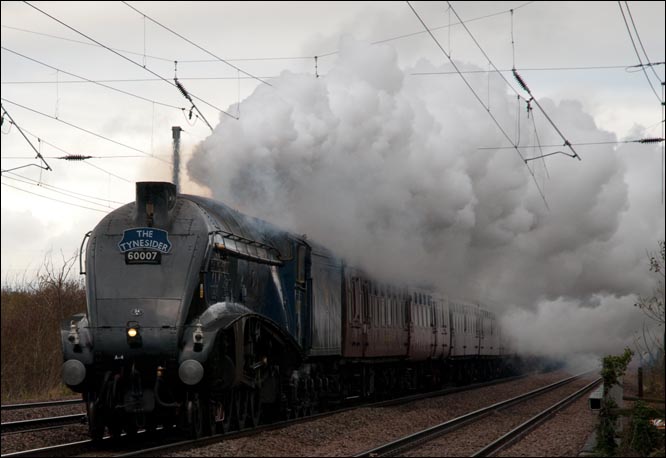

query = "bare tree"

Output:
[[633, 241, 665, 398], [634, 240, 665, 326]]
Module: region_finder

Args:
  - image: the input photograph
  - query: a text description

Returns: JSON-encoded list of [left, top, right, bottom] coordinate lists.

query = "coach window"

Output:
[[354, 278, 362, 321], [382, 287, 387, 327], [378, 296, 383, 328], [296, 245, 306, 284], [377, 286, 382, 326], [370, 292, 376, 327], [385, 295, 390, 327]]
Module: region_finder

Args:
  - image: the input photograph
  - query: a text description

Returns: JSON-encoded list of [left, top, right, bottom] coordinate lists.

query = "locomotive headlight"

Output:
[[126, 322, 142, 347]]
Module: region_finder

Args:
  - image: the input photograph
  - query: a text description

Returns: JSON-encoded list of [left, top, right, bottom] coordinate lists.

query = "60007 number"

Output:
[[125, 250, 161, 264]]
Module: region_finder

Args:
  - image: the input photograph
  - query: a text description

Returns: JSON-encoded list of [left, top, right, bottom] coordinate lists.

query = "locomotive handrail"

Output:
[[78, 231, 92, 275]]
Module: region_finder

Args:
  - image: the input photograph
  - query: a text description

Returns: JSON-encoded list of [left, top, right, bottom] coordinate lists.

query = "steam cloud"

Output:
[[187, 38, 665, 359]]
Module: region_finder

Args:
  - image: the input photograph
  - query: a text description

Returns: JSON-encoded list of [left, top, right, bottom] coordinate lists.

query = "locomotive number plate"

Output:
[[125, 250, 161, 265]]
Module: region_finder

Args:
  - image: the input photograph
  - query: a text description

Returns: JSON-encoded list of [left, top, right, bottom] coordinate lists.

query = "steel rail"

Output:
[[354, 371, 593, 457], [107, 374, 531, 457], [0, 373, 532, 457], [1, 438, 98, 457], [471, 377, 602, 457], [1, 399, 83, 411], [1, 414, 87, 434]]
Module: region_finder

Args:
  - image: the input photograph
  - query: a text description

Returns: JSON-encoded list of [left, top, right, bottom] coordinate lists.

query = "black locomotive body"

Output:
[[61, 182, 509, 439]]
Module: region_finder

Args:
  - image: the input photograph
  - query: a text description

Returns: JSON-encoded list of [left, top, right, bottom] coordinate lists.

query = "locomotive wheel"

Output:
[[124, 416, 138, 438], [108, 413, 123, 439], [236, 388, 249, 429], [86, 396, 104, 442], [207, 399, 220, 435], [186, 393, 204, 439], [247, 387, 262, 427], [144, 414, 157, 436], [220, 390, 236, 432]]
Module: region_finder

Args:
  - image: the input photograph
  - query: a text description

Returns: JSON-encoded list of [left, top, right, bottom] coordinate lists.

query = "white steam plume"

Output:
[[188, 37, 665, 359]]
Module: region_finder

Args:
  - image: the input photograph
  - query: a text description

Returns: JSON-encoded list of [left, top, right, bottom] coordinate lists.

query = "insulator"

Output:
[[512, 68, 530, 94], [638, 137, 664, 143], [59, 154, 92, 161], [174, 78, 191, 101]]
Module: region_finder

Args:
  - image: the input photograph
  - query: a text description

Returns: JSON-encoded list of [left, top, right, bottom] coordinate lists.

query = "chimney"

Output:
[[135, 181, 177, 229]]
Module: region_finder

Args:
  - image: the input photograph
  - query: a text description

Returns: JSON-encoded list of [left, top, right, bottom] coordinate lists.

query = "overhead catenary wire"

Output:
[[478, 137, 665, 150], [411, 63, 665, 76], [2, 172, 122, 207], [3, 63, 665, 87], [0, 180, 111, 213], [1, 46, 187, 111], [317, 1, 535, 58], [0, 119, 170, 161], [122, 1, 272, 89], [0, 122, 153, 184], [83, 161, 133, 183], [529, 108, 550, 179], [405, 1, 549, 209], [1, 97, 171, 164], [3, 3, 535, 64], [617, 1, 664, 104], [524, 151, 577, 162], [445, 1, 581, 162], [623, 2, 663, 86], [22, 1, 237, 122], [621, 1, 665, 203], [1, 25, 312, 64], [2, 154, 155, 159], [0, 103, 51, 174]]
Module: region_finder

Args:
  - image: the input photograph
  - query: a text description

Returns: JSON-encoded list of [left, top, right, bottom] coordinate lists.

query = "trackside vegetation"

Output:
[[1, 254, 86, 402]]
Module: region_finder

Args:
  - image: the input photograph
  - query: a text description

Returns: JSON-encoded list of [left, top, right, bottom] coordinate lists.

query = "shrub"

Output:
[[1, 253, 86, 402]]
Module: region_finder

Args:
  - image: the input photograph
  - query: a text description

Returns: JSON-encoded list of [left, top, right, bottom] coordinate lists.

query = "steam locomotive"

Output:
[[61, 181, 511, 440]]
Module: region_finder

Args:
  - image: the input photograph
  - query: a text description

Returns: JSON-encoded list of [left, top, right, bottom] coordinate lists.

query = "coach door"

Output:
[[342, 271, 364, 358]]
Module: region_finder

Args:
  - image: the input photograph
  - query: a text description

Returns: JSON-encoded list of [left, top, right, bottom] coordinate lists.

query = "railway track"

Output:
[[354, 372, 601, 457], [1, 373, 529, 457], [1, 414, 87, 435], [1, 399, 83, 411], [470, 378, 601, 456]]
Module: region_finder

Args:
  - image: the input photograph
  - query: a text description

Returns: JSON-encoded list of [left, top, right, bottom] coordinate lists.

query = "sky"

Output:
[[1, 1, 665, 364]]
